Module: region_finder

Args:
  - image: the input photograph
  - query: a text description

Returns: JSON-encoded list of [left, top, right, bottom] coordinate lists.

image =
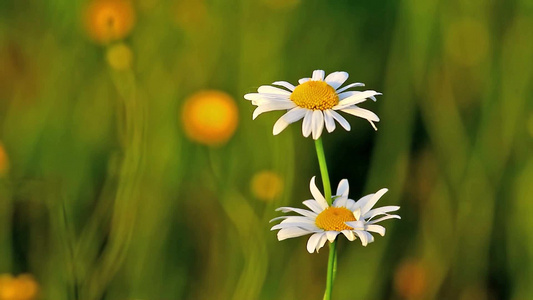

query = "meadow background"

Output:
[[0, 0, 532, 299]]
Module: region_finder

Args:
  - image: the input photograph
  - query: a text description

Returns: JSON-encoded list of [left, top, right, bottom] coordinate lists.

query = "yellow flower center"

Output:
[[290, 81, 339, 110], [315, 207, 356, 231]]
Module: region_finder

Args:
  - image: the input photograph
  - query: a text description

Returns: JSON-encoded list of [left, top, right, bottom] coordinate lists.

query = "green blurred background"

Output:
[[0, 0, 532, 299]]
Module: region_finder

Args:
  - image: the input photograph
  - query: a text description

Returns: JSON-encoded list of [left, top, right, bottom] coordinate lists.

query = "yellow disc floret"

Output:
[[315, 207, 356, 231], [290, 81, 339, 110]]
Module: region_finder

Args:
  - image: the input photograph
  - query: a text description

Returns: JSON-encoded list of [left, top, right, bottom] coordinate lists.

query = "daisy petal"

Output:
[[258, 85, 291, 95], [311, 110, 324, 140], [307, 232, 324, 253], [316, 234, 329, 252], [354, 194, 374, 210], [340, 107, 380, 122], [333, 196, 348, 208], [299, 78, 311, 84], [325, 71, 349, 90], [302, 199, 324, 214], [244, 93, 289, 103], [367, 214, 401, 224], [341, 230, 356, 241], [312, 70, 325, 81], [364, 206, 401, 220], [323, 110, 336, 133], [345, 220, 365, 230], [365, 224, 386, 236], [278, 227, 313, 241], [329, 110, 351, 131], [273, 107, 307, 135], [302, 111, 313, 137], [345, 199, 358, 211], [272, 81, 295, 91], [252, 101, 296, 120], [335, 90, 381, 107], [336, 179, 349, 198], [361, 188, 388, 215], [336, 82, 365, 93], [278, 216, 316, 224], [325, 231, 339, 242], [271, 223, 319, 231], [354, 230, 374, 246], [276, 207, 318, 218], [310, 176, 328, 209]]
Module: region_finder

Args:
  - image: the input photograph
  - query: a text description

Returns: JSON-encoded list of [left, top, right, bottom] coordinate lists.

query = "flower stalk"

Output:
[[314, 138, 337, 300]]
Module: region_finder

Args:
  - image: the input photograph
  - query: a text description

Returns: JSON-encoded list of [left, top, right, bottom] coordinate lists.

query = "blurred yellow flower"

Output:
[[106, 43, 133, 70], [84, 0, 136, 44], [393, 259, 427, 299], [0, 143, 9, 176], [0, 274, 38, 300], [251, 170, 283, 201], [182, 90, 239, 146]]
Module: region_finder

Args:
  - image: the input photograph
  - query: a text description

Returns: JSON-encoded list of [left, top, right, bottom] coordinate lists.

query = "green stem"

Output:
[[324, 241, 337, 300], [314, 138, 332, 205], [314, 138, 336, 300]]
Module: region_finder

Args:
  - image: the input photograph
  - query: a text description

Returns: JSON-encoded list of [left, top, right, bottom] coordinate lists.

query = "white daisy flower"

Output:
[[244, 70, 381, 139], [271, 176, 400, 253]]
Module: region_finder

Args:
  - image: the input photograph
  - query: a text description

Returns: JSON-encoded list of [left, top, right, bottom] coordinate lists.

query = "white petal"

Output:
[[276, 207, 318, 218], [311, 110, 324, 140], [325, 71, 349, 90], [335, 82, 365, 93], [341, 230, 356, 241], [307, 232, 324, 253], [363, 206, 400, 220], [273, 107, 307, 135], [310, 176, 328, 210], [312, 70, 325, 81], [323, 110, 336, 133], [279, 216, 316, 224], [352, 208, 362, 221], [299, 78, 311, 84], [302, 110, 313, 137], [329, 110, 351, 131], [345, 220, 365, 230], [272, 81, 295, 91], [333, 196, 348, 208], [258, 85, 291, 95], [277, 227, 313, 241], [271, 222, 316, 230], [341, 107, 379, 131], [336, 179, 349, 198], [316, 234, 329, 252], [367, 214, 401, 224], [354, 230, 374, 246], [244, 93, 289, 103], [365, 224, 386, 236], [354, 194, 374, 210], [340, 107, 380, 122], [361, 188, 388, 215], [302, 199, 325, 214], [345, 199, 357, 211], [252, 101, 296, 119], [325, 231, 339, 242], [335, 90, 381, 108]]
